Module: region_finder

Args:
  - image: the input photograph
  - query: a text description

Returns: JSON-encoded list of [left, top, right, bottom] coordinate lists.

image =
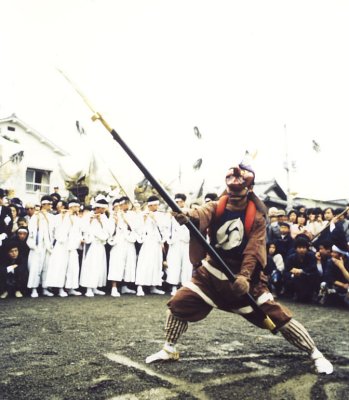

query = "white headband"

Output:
[[94, 202, 108, 209], [332, 245, 349, 257], [68, 202, 80, 208], [147, 200, 160, 205]]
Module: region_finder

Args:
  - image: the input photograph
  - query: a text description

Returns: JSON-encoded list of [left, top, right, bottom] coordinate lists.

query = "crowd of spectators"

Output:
[[0, 188, 192, 299], [1, 187, 348, 309], [265, 205, 349, 308]]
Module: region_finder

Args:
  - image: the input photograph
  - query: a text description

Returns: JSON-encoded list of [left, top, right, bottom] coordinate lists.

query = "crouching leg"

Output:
[[145, 285, 212, 364], [279, 318, 333, 374], [145, 310, 188, 363]]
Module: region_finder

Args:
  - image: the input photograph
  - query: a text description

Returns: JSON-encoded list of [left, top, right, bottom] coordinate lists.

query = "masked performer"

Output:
[[146, 162, 333, 375]]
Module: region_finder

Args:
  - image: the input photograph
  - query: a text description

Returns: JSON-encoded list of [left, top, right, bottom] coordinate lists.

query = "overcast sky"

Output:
[[1, 0, 349, 201]]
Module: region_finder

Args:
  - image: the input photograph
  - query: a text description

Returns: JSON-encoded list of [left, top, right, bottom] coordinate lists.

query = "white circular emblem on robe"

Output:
[[215, 218, 244, 250]]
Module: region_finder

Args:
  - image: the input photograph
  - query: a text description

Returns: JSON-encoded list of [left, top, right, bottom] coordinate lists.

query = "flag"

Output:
[[196, 179, 205, 198], [193, 126, 202, 139], [76, 120, 85, 135], [9, 150, 24, 164], [312, 140, 321, 153], [193, 158, 203, 171]]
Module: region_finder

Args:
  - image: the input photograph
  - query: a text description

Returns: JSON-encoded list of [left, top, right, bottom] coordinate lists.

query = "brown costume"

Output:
[[168, 193, 292, 329], [146, 164, 332, 375]]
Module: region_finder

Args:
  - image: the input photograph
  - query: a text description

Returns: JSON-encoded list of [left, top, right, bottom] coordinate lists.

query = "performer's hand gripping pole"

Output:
[[58, 69, 277, 333]]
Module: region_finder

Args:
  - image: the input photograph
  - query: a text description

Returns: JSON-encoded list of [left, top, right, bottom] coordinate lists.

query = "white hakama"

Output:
[[79, 212, 110, 289], [166, 219, 193, 285], [45, 213, 82, 289], [108, 211, 138, 283], [27, 212, 54, 289], [135, 211, 168, 287]]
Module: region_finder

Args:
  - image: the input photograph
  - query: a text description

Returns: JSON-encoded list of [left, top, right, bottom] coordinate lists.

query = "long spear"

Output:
[[58, 69, 277, 333]]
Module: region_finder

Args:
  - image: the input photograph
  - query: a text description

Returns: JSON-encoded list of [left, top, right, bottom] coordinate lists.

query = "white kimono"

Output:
[[45, 213, 82, 289], [108, 210, 139, 283], [135, 211, 169, 286], [79, 212, 111, 289], [166, 217, 193, 285], [27, 211, 54, 288]]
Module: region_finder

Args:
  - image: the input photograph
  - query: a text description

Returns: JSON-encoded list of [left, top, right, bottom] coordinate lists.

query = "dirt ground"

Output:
[[0, 292, 348, 400]]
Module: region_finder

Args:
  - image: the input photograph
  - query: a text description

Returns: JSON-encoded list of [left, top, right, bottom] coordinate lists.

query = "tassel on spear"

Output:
[[57, 69, 277, 333]]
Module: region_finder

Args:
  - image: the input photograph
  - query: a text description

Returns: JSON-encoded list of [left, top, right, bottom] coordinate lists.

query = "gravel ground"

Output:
[[0, 293, 348, 400]]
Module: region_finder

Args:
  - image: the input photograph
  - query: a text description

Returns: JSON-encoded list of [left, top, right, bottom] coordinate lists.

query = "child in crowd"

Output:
[[284, 235, 319, 303], [0, 241, 28, 299], [265, 241, 285, 297]]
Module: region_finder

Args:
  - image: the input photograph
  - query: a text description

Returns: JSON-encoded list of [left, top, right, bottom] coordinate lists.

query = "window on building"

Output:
[[7, 126, 16, 131], [26, 168, 51, 194]]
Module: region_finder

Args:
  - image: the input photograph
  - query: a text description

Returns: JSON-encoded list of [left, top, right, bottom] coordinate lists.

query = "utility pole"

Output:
[[283, 124, 293, 212]]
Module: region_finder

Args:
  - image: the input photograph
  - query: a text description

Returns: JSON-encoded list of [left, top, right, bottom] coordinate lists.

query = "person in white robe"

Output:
[[166, 193, 193, 296], [45, 199, 83, 297], [135, 195, 169, 296], [79, 196, 111, 297], [108, 196, 140, 297], [27, 195, 55, 298]]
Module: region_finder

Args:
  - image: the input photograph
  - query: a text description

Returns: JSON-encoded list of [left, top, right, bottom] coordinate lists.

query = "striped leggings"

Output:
[[165, 311, 315, 355]]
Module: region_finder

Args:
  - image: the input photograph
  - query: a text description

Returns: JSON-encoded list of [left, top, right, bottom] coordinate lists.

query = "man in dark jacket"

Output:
[[284, 235, 319, 302], [0, 188, 13, 259], [319, 245, 349, 307]]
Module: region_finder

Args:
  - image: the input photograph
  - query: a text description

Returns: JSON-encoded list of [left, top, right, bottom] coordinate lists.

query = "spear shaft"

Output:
[[101, 117, 276, 332], [58, 70, 277, 333], [311, 206, 349, 244]]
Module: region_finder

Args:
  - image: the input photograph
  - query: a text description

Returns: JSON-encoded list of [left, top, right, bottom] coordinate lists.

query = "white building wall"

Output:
[[0, 118, 67, 204]]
